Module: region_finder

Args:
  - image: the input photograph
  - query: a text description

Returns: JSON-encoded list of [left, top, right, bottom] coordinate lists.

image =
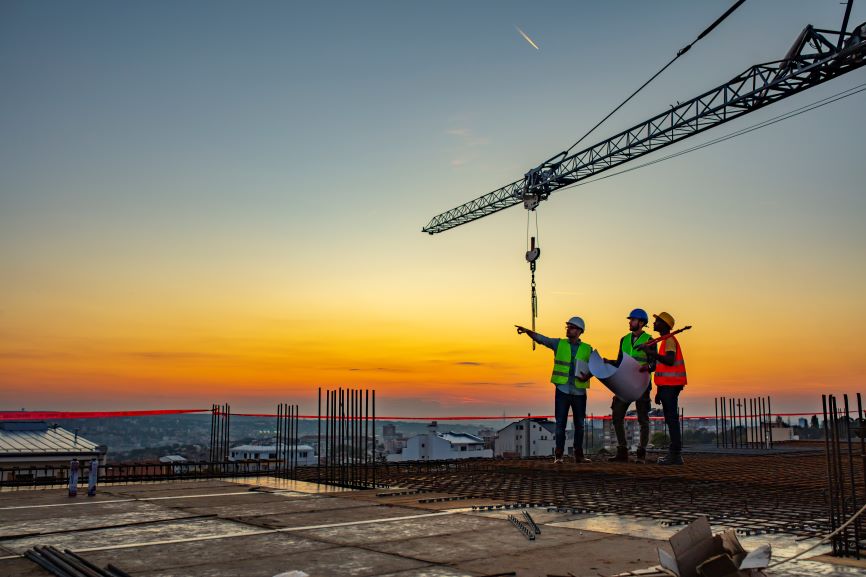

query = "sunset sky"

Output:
[[2, 0, 865, 419]]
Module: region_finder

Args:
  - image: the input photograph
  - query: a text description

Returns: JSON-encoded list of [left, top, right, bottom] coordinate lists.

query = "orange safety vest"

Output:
[[655, 335, 687, 386]]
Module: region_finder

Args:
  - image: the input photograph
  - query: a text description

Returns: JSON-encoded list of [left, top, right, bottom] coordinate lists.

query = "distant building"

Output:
[[158, 455, 188, 464], [383, 436, 407, 455], [494, 418, 555, 458], [229, 444, 317, 465], [477, 427, 497, 450], [0, 421, 105, 480], [603, 409, 667, 450], [381, 423, 406, 455], [386, 429, 492, 462]]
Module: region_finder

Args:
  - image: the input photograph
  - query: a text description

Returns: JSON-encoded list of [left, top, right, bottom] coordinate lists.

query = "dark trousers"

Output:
[[611, 386, 651, 450], [657, 385, 684, 453], [554, 388, 587, 453]]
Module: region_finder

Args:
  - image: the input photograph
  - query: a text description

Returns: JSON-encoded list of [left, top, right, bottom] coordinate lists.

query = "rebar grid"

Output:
[[299, 452, 864, 539]]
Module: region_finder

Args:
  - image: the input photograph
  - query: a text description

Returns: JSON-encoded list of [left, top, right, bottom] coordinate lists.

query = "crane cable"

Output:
[[560, 0, 748, 158], [526, 210, 541, 350]]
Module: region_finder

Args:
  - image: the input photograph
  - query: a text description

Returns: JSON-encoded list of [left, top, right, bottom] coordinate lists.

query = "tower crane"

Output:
[[423, 18, 865, 235], [421, 5, 866, 336]]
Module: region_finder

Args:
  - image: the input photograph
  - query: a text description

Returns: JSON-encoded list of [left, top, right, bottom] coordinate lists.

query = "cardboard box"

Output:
[[657, 516, 770, 577]]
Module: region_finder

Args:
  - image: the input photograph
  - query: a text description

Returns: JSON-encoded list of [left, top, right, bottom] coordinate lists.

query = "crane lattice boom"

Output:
[[422, 24, 866, 235]]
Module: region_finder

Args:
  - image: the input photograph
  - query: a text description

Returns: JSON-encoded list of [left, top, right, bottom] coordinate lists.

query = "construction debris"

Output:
[[657, 516, 770, 577]]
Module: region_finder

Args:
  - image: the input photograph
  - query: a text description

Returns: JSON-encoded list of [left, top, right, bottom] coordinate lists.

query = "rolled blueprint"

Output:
[[588, 350, 650, 402]]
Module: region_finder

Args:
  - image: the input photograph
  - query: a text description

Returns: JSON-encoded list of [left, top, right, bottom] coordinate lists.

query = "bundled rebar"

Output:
[[714, 396, 773, 449], [275, 402, 299, 476], [823, 393, 866, 558], [208, 403, 231, 468], [317, 387, 376, 488], [25, 546, 131, 577]]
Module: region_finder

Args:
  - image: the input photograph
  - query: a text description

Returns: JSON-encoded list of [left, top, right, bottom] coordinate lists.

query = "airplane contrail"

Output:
[[515, 26, 540, 50]]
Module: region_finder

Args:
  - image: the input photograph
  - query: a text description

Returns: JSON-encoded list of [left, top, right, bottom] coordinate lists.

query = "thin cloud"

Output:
[[455, 361, 482, 366], [129, 351, 226, 360]]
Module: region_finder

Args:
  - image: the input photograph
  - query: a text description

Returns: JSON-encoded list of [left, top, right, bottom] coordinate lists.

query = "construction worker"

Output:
[[515, 317, 593, 463], [643, 312, 687, 465], [606, 308, 652, 463]]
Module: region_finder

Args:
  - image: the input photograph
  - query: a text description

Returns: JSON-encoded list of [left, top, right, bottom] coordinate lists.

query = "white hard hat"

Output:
[[566, 316, 585, 330]]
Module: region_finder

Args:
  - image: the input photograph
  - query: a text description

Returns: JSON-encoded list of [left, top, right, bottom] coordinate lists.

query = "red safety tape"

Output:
[[227, 412, 822, 420], [2, 409, 823, 422], [0, 409, 210, 421]]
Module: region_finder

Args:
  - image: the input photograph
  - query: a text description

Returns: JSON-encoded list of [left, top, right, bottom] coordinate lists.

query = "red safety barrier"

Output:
[[2, 408, 823, 422], [0, 409, 209, 421]]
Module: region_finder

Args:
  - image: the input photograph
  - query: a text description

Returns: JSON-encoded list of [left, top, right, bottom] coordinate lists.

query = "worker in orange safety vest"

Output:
[[644, 311, 687, 465]]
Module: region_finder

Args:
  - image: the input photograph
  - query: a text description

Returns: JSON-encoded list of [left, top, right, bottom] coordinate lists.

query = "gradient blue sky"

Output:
[[2, 1, 865, 418]]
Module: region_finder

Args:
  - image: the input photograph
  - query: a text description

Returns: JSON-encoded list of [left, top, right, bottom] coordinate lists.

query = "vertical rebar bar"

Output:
[[728, 398, 733, 447], [823, 395, 837, 555], [756, 397, 763, 449], [844, 394, 860, 559], [330, 389, 337, 484], [832, 396, 849, 556], [372, 389, 376, 487], [317, 389, 321, 483], [339, 387, 346, 486], [767, 397, 773, 450], [715, 398, 719, 448], [365, 389, 369, 487], [857, 393, 866, 512]]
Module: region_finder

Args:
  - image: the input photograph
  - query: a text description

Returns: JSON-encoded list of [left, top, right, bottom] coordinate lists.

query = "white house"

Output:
[[387, 431, 493, 462], [229, 444, 317, 466], [494, 418, 556, 458]]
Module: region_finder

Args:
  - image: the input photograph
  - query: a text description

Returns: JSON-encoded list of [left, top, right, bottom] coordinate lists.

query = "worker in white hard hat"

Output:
[[515, 317, 594, 464]]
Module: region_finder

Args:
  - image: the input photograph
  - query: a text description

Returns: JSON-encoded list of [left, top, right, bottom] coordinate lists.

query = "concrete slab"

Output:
[[131, 546, 428, 577], [103, 481, 256, 498], [365, 524, 608, 565], [77, 532, 336, 573], [170, 494, 362, 517], [0, 557, 49, 577], [295, 512, 504, 546], [0, 500, 189, 529], [377, 567, 479, 577], [548, 513, 678, 542], [454, 533, 666, 577], [1, 517, 261, 554], [253, 504, 426, 529], [155, 491, 314, 510]]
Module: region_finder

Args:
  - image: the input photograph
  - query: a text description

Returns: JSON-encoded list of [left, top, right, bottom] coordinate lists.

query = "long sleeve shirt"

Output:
[[530, 333, 590, 396]]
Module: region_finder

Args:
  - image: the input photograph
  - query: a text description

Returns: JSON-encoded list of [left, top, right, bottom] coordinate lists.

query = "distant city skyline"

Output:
[[2, 1, 865, 418]]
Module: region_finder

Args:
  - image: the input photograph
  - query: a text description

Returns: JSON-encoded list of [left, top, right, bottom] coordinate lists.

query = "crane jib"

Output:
[[422, 23, 866, 235]]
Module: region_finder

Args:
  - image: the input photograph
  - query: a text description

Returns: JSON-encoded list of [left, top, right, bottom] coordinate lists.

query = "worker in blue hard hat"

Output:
[[516, 316, 594, 464], [604, 308, 653, 463]]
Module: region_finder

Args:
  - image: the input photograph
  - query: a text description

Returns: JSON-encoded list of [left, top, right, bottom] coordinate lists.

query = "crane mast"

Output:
[[422, 23, 866, 235]]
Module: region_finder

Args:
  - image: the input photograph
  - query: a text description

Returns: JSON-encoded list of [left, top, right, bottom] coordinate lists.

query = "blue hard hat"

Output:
[[627, 308, 649, 322]]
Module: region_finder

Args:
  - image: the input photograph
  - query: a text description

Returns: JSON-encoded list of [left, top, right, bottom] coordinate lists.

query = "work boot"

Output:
[[574, 447, 591, 464], [607, 446, 629, 463], [553, 448, 564, 464], [657, 452, 684, 466], [634, 447, 647, 464]]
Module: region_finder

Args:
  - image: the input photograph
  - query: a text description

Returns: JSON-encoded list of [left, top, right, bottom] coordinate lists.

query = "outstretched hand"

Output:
[[515, 325, 528, 335]]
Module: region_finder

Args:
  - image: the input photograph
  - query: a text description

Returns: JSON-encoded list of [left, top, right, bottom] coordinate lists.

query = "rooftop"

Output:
[[0, 452, 862, 576], [0, 422, 100, 457]]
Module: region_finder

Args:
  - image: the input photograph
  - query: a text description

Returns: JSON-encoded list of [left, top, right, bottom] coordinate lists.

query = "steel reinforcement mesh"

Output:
[[297, 452, 864, 539]]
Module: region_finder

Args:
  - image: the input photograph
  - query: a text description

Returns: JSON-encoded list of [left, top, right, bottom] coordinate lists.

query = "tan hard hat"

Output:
[[654, 312, 675, 329]]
